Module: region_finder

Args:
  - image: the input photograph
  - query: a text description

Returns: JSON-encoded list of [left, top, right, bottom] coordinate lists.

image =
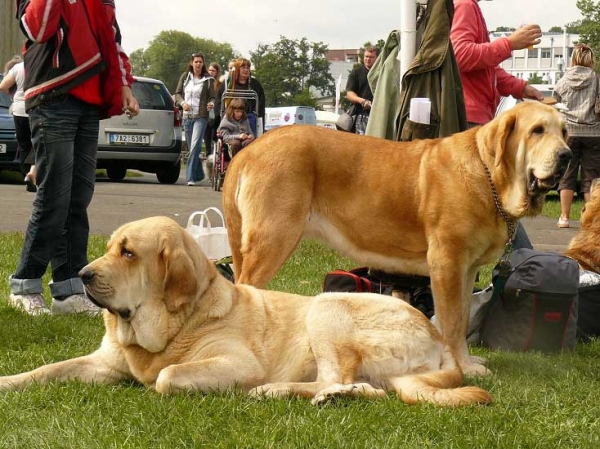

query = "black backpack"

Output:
[[481, 248, 580, 353]]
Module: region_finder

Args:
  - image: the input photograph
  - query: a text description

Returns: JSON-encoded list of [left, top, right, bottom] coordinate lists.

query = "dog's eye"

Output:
[[121, 247, 135, 259], [532, 126, 544, 135]]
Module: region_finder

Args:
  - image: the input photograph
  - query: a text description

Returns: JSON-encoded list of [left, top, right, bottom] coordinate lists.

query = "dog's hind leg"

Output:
[[234, 201, 310, 288], [384, 346, 492, 407]]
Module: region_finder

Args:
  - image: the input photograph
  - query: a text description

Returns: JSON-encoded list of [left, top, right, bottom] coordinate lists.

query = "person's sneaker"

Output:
[[8, 293, 50, 315], [51, 294, 102, 315], [557, 217, 570, 228], [186, 181, 195, 186]]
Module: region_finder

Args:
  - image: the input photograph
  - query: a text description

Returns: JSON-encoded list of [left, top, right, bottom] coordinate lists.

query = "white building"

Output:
[[490, 31, 579, 84]]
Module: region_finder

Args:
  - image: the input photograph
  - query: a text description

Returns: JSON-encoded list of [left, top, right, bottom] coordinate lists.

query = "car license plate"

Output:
[[0, 143, 6, 153], [109, 134, 150, 145]]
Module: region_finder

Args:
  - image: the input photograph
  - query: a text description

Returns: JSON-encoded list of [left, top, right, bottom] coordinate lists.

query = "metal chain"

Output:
[[482, 163, 517, 274]]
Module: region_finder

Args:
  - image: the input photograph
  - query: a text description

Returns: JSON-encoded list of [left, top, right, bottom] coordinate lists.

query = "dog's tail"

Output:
[[388, 347, 492, 407]]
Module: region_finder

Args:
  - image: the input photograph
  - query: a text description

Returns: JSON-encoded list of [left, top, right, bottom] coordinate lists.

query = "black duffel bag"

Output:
[[481, 248, 580, 353]]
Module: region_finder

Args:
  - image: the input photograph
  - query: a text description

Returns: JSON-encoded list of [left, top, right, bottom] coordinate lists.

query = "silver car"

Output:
[[97, 76, 182, 184]]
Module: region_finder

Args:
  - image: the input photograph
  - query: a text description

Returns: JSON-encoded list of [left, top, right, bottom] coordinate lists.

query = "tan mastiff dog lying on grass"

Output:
[[0, 217, 490, 407], [222, 101, 571, 376]]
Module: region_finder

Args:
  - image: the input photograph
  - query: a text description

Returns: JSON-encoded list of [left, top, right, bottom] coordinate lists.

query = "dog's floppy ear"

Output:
[[483, 109, 516, 168], [160, 232, 198, 312]]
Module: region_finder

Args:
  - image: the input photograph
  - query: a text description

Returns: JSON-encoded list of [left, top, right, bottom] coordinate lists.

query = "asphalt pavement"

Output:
[[0, 171, 577, 253], [0, 171, 223, 236]]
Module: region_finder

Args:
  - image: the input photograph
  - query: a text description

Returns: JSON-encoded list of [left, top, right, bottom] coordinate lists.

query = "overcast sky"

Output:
[[115, 0, 583, 57]]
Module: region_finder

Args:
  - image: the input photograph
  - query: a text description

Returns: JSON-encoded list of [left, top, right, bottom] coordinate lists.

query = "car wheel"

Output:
[[156, 161, 181, 184], [106, 166, 127, 181]]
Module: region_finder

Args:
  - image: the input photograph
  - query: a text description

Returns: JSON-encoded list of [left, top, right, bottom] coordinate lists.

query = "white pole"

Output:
[[399, 0, 419, 83]]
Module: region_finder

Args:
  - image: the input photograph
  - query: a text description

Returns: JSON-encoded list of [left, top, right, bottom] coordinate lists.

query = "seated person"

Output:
[[215, 58, 265, 135], [218, 99, 255, 157]]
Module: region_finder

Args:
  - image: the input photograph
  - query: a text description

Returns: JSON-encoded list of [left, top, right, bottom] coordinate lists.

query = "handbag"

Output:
[[335, 104, 358, 132], [595, 73, 600, 116], [185, 207, 231, 261], [335, 112, 355, 132]]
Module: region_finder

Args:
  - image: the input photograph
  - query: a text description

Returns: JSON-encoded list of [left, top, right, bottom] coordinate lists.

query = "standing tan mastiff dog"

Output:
[[222, 102, 571, 376]]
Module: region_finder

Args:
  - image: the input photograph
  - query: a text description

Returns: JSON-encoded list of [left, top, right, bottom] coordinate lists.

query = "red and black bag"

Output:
[[323, 267, 394, 295], [323, 267, 435, 318]]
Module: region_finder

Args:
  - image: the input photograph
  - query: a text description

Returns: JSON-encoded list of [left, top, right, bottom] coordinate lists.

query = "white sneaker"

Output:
[[8, 293, 50, 316], [51, 294, 102, 315], [186, 181, 195, 186]]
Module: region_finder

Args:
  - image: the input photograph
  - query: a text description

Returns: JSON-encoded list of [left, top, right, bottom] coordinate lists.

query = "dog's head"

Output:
[[581, 178, 600, 229], [79, 216, 218, 352], [480, 101, 571, 217]]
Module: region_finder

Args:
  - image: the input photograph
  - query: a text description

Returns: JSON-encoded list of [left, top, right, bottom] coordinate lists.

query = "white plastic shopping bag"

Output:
[[186, 207, 231, 260]]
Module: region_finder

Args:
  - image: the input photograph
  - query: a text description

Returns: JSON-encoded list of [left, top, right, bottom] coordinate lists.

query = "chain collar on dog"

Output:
[[482, 163, 516, 275]]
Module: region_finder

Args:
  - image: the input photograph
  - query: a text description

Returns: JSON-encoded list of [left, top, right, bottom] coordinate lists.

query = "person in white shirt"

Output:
[[174, 52, 216, 185], [0, 58, 36, 192]]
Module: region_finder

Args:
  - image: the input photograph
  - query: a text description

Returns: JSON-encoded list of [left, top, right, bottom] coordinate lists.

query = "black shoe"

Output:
[[24, 175, 37, 193]]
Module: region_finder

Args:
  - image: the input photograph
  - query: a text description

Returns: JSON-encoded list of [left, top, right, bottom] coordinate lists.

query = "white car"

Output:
[[97, 76, 183, 184]]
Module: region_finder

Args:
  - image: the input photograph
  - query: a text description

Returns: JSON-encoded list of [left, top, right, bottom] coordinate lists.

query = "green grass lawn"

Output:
[[1, 228, 599, 447]]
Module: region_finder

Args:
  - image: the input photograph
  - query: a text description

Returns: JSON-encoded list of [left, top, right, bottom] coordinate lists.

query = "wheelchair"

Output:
[[212, 89, 262, 191]]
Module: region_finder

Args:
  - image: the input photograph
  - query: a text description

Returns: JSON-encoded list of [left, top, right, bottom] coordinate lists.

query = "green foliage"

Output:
[[528, 72, 543, 84], [566, 20, 585, 34], [128, 48, 149, 76], [494, 26, 516, 32], [128, 30, 237, 94], [250, 36, 334, 107], [576, 0, 600, 68]]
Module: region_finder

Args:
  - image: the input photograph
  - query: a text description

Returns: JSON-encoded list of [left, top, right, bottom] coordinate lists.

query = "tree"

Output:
[[128, 49, 149, 77], [566, 20, 584, 34], [576, 0, 600, 68], [128, 30, 237, 93], [549, 26, 563, 33], [249, 36, 334, 107], [494, 26, 516, 32], [528, 72, 543, 84]]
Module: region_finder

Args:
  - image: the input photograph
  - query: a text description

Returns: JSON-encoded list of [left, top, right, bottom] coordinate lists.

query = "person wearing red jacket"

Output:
[[450, 0, 544, 251], [451, 0, 544, 125], [8, 0, 139, 316]]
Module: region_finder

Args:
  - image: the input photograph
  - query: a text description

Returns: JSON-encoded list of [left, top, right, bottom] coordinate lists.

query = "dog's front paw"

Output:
[[311, 383, 385, 405], [469, 354, 487, 365], [249, 383, 291, 399], [462, 362, 492, 377]]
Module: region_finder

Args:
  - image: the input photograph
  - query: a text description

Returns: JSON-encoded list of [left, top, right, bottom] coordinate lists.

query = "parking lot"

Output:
[[0, 171, 222, 235]]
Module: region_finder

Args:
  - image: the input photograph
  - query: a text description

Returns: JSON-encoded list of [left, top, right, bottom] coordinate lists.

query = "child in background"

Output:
[[218, 98, 255, 157]]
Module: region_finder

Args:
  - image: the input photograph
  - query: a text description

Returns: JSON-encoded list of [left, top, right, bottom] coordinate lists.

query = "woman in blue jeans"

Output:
[[174, 52, 216, 185]]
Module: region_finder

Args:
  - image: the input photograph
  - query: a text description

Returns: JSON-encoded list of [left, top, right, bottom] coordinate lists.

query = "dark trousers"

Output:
[[14, 114, 34, 175], [10, 95, 100, 298]]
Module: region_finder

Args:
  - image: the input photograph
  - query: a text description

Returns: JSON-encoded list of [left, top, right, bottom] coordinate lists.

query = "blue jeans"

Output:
[[9, 95, 100, 298], [184, 117, 207, 183]]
